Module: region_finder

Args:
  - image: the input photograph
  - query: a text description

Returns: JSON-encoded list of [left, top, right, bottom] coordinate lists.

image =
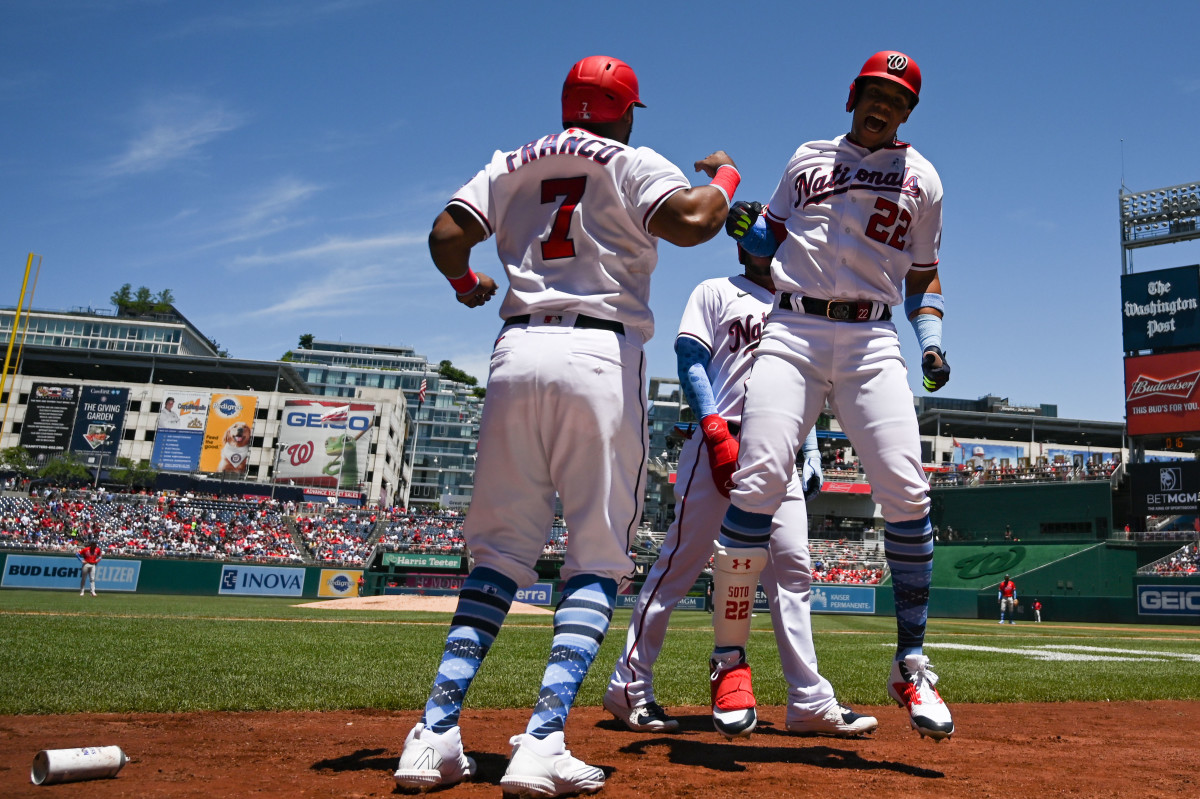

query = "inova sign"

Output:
[[218, 565, 305, 596]]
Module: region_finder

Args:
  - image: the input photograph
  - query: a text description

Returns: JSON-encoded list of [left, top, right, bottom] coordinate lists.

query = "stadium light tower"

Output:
[[1120, 181, 1200, 273]]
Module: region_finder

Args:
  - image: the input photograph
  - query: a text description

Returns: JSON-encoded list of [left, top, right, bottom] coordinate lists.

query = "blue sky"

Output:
[[4, 0, 1200, 424]]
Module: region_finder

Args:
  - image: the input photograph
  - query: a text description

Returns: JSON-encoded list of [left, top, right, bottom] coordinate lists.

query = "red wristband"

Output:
[[447, 269, 480, 295], [709, 165, 741, 205]]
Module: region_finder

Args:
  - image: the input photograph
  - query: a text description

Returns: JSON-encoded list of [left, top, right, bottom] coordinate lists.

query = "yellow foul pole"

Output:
[[0, 254, 37, 416]]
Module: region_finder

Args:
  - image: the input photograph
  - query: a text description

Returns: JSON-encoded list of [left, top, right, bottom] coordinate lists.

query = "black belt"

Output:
[[779, 292, 891, 322], [502, 313, 625, 335]]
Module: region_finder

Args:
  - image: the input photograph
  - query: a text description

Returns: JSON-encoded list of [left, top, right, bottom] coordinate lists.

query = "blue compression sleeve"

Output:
[[911, 313, 943, 353], [802, 426, 818, 457], [739, 216, 778, 258], [676, 336, 716, 419]]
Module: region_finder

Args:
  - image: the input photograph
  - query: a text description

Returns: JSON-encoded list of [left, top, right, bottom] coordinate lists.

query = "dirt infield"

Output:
[[2, 701, 1196, 798]]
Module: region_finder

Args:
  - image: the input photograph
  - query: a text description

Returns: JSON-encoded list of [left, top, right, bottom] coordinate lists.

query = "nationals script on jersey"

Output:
[[765, 135, 943, 307], [676, 274, 771, 423], [449, 128, 691, 341]]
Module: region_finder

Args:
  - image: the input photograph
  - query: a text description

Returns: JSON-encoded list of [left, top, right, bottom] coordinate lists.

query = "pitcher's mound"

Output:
[[298, 594, 552, 614]]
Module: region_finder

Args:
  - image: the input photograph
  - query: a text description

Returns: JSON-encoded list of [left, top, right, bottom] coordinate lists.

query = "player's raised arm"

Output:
[[648, 152, 740, 247], [428, 204, 498, 308]]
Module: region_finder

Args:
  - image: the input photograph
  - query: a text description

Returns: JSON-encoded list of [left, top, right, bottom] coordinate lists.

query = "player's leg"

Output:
[[502, 327, 643, 794], [79, 564, 87, 596], [712, 328, 828, 738], [606, 433, 722, 731], [761, 474, 877, 737], [397, 330, 552, 790], [828, 323, 952, 739]]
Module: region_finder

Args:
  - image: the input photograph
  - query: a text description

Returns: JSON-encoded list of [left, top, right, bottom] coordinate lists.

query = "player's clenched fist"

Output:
[[701, 414, 739, 497], [456, 272, 499, 308], [921, 346, 950, 392], [725, 201, 763, 241]]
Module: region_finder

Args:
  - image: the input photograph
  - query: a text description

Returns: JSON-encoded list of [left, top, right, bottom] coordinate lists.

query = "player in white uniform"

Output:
[[603, 239, 877, 739], [395, 55, 742, 797], [714, 51, 955, 741]]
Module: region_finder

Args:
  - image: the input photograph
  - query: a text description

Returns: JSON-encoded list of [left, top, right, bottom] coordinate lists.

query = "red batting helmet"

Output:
[[562, 55, 645, 125], [845, 50, 921, 112]]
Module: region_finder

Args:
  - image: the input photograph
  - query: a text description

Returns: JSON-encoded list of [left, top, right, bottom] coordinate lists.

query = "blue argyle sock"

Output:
[[525, 574, 616, 739], [422, 566, 516, 734], [885, 516, 934, 659]]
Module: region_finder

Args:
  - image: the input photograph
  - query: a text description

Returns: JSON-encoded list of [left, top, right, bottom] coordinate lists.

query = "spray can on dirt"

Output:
[[30, 746, 127, 785]]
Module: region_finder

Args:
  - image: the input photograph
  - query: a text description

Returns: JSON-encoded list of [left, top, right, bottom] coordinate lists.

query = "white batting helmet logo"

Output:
[[886, 53, 908, 73]]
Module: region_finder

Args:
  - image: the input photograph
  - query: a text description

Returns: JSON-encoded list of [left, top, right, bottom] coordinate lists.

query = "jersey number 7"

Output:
[[541, 176, 587, 260]]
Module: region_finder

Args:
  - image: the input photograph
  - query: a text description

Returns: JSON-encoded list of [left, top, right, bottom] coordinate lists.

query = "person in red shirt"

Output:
[[1033, 598, 1042, 623], [997, 574, 1017, 624], [77, 539, 103, 597]]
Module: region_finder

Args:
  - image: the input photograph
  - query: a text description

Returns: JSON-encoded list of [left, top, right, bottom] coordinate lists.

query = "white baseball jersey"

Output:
[[607, 274, 840, 721], [765, 135, 942, 305], [676, 275, 771, 424], [450, 128, 691, 341]]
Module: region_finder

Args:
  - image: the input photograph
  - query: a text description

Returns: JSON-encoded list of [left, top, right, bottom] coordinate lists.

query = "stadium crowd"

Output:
[[1147, 543, 1199, 575]]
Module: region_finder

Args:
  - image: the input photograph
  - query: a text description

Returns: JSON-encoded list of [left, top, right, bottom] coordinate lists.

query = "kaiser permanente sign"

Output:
[[1121, 265, 1200, 351]]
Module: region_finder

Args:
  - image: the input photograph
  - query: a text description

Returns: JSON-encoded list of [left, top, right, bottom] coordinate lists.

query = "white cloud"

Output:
[[247, 264, 403, 319], [97, 95, 242, 178], [231, 232, 426, 267]]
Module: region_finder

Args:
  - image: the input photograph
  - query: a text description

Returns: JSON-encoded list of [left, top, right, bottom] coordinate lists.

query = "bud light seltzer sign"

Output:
[[1125, 351, 1200, 436]]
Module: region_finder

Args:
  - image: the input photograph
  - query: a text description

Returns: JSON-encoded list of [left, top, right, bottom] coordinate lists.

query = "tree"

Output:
[[298, 333, 314, 349], [37, 453, 91, 486], [152, 288, 175, 312], [438, 359, 478, 387], [110, 284, 133, 310], [0, 446, 32, 476], [110, 457, 158, 490]]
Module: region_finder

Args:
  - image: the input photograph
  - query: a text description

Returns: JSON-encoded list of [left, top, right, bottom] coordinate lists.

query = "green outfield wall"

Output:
[[930, 481, 1113, 540]]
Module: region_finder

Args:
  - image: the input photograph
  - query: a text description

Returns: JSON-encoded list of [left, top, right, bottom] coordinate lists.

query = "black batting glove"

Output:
[[725, 200, 763, 241], [922, 346, 951, 392]]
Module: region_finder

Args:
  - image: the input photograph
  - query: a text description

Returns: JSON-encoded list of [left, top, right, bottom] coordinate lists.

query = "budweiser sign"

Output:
[[1127, 370, 1200, 401]]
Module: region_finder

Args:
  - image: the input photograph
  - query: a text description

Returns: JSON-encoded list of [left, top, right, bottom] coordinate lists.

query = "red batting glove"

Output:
[[701, 414, 739, 498]]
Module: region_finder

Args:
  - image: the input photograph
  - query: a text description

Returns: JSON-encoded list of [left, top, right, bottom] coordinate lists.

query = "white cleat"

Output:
[[500, 731, 604, 798], [887, 654, 955, 741], [394, 723, 476, 791]]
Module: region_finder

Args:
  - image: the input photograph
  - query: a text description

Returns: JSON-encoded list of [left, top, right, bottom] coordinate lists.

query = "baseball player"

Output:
[[1033, 598, 1042, 623], [604, 239, 877, 740], [394, 55, 740, 796], [77, 539, 102, 596], [714, 50, 954, 741], [998, 574, 1018, 624]]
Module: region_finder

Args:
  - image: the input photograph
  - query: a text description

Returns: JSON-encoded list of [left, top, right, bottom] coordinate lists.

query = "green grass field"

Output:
[[2, 590, 1198, 715]]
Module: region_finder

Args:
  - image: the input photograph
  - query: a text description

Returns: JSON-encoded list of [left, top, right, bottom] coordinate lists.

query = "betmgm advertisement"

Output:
[[151, 390, 211, 471], [1130, 461, 1200, 519], [199, 394, 258, 475], [275, 400, 374, 494]]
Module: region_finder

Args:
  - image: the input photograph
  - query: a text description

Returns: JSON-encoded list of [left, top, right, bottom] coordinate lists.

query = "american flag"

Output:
[[418, 378, 427, 405], [319, 405, 350, 423]]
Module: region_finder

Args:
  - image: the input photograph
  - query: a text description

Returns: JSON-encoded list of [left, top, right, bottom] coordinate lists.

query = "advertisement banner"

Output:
[[276, 400, 374, 491], [810, 585, 877, 614], [18, 383, 80, 453], [515, 584, 553, 605], [1124, 351, 1200, 436], [1129, 462, 1200, 518], [1121, 265, 1200, 352], [1, 555, 141, 592], [218, 565, 305, 596], [380, 552, 462, 569], [68, 386, 129, 459], [317, 569, 363, 598], [150, 391, 211, 471], [199, 394, 258, 475], [1138, 585, 1200, 616]]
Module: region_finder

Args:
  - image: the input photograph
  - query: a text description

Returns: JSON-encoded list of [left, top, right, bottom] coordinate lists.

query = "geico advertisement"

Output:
[[218, 565, 305, 596], [1138, 585, 1200, 616], [275, 400, 374, 490], [318, 569, 363, 597], [2, 555, 141, 591]]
